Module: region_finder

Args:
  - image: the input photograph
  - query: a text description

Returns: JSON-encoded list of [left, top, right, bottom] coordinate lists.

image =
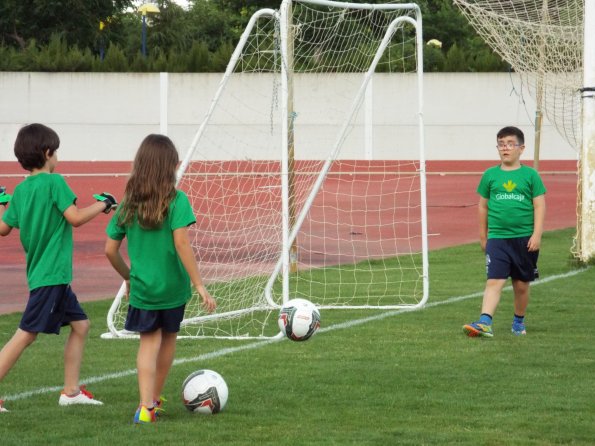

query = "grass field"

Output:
[[1, 228, 593, 445]]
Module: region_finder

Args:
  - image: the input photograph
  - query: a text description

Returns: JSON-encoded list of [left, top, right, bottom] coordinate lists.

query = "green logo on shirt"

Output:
[[502, 180, 516, 192]]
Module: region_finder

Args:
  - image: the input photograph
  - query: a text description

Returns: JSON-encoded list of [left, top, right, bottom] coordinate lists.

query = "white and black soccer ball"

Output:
[[182, 369, 228, 414], [278, 298, 321, 342]]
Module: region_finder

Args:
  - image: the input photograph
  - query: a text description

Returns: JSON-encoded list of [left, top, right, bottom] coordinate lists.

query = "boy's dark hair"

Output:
[[497, 126, 524, 145], [14, 123, 60, 171]]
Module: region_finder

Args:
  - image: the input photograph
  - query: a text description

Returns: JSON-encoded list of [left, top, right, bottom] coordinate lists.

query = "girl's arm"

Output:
[[105, 237, 130, 297], [173, 226, 217, 313]]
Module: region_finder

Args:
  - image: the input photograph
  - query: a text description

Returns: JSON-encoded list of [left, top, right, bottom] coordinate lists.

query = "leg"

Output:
[[154, 331, 177, 401], [511, 279, 530, 335], [481, 278, 507, 317], [137, 329, 162, 408], [0, 329, 37, 381], [63, 319, 90, 395], [511, 279, 530, 317], [463, 279, 506, 338]]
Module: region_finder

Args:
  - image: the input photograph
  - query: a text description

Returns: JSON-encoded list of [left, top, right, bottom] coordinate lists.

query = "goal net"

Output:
[[103, 0, 427, 339], [452, 0, 595, 261]]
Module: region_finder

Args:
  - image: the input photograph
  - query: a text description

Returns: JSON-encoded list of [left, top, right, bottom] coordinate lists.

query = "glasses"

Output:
[[497, 142, 522, 150]]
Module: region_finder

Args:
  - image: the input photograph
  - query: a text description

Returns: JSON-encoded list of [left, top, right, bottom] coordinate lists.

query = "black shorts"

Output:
[[125, 304, 186, 333], [485, 237, 539, 282], [20, 285, 88, 335]]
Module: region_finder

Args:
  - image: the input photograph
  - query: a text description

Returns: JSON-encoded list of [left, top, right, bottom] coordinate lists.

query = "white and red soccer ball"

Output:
[[182, 369, 228, 414], [278, 298, 321, 342]]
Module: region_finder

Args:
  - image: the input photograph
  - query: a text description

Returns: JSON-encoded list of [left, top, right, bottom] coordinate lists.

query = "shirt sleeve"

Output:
[[532, 170, 547, 198], [476, 171, 491, 199], [106, 209, 126, 240], [170, 190, 196, 230], [52, 174, 77, 213]]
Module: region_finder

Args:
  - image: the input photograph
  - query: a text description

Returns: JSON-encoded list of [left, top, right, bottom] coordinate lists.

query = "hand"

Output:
[[93, 192, 118, 214], [0, 186, 12, 206], [197, 285, 217, 313], [527, 234, 542, 252]]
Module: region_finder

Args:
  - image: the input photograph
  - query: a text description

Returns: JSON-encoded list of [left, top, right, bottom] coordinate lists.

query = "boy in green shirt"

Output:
[[0, 123, 117, 412], [463, 126, 546, 338]]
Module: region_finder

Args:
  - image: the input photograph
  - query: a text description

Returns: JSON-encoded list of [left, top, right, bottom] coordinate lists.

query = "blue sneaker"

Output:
[[463, 321, 493, 338], [511, 321, 526, 336]]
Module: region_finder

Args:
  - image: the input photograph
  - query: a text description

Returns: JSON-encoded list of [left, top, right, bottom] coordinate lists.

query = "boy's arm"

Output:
[[63, 202, 109, 227], [528, 194, 546, 252], [0, 209, 11, 236], [478, 196, 488, 251], [63, 193, 117, 227], [173, 226, 217, 313], [0, 188, 12, 236]]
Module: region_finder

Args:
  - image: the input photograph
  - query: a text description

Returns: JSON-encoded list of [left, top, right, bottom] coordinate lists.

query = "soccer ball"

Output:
[[182, 369, 228, 414], [278, 298, 321, 341]]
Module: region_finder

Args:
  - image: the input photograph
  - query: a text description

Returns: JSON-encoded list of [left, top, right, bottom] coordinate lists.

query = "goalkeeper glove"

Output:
[[0, 186, 11, 206], [93, 192, 118, 214]]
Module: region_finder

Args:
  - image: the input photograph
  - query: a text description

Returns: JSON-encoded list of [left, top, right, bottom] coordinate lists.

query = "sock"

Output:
[[479, 313, 493, 325], [513, 314, 525, 324]]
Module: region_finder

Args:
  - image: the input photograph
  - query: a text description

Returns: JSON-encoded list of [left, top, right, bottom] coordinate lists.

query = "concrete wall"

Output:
[[0, 72, 577, 163]]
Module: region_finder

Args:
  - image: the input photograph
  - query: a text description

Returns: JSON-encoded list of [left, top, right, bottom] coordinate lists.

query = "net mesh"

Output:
[[453, 0, 584, 149], [452, 0, 586, 258], [106, 1, 425, 339]]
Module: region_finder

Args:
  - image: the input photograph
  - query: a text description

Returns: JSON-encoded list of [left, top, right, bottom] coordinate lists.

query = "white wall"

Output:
[[0, 72, 577, 162]]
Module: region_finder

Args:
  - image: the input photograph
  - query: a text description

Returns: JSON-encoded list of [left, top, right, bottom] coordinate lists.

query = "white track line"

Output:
[[4, 267, 589, 402]]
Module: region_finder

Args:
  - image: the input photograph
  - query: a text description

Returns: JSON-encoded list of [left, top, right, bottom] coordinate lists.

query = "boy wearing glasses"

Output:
[[463, 126, 546, 338]]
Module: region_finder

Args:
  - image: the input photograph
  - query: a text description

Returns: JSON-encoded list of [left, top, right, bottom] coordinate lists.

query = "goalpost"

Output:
[[103, 0, 428, 339], [452, 0, 595, 262]]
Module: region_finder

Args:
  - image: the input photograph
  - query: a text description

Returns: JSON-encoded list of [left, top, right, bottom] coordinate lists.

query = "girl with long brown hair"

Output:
[[105, 134, 216, 424]]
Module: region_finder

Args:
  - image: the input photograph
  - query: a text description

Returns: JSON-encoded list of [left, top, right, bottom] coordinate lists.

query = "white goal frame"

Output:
[[103, 0, 428, 339]]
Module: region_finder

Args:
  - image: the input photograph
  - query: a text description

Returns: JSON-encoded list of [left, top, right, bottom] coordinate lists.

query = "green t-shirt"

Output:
[[2, 173, 76, 290], [477, 164, 546, 239], [106, 190, 196, 310]]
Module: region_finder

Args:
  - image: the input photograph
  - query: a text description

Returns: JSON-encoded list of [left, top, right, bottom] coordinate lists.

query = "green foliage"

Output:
[[102, 44, 128, 72], [0, 0, 507, 73], [444, 43, 468, 72], [186, 41, 211, 72]]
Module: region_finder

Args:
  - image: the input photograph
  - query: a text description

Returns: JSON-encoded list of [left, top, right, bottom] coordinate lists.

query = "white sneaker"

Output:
[[59, 386, 103, 406], [0, 400, 8, 412]]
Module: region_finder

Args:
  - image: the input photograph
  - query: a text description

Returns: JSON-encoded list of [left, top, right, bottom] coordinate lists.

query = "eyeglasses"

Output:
[[497, 142, 522, 150]]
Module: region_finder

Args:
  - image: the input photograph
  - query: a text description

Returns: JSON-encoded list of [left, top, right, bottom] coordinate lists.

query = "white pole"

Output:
[[160, 72, 168, 135], [365, 78, 373, 160], [580, 0, 595, 262], [280, 0, 291, 302]]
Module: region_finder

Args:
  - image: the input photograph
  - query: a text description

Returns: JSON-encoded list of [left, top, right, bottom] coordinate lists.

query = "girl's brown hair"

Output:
[[118, 134, 179, 229]]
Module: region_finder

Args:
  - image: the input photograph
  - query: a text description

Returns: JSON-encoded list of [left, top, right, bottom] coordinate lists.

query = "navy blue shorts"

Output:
[[20, 285, 88, 335], [125, 304, 186, 333], [485, 237, 539, 282]]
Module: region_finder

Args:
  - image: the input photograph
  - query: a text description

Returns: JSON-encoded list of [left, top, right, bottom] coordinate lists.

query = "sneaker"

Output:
[[59, 385, 103, 406], [153, 396, 166, 417], [134, 405, 156, 424], [0, 400, 8, 412], [463, 321, 494, 338], [511, 321, 527, 336]]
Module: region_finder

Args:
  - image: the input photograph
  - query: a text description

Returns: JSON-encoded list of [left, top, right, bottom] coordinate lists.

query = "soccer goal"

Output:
[[453, 0, 595, 262], [103, 0, 428, 339]]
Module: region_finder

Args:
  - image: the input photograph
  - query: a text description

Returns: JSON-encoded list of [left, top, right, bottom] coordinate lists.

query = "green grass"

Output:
[[1, 228, 594, 445]]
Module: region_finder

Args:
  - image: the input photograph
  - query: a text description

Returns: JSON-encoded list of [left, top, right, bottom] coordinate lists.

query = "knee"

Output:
[[71, 319, 91, 336]]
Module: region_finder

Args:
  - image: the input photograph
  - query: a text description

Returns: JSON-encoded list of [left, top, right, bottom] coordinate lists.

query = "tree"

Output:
[[0, 0, 132, 50]]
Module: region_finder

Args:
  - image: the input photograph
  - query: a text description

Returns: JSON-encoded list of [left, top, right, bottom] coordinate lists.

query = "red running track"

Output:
[[0, 160, 577, 315]]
